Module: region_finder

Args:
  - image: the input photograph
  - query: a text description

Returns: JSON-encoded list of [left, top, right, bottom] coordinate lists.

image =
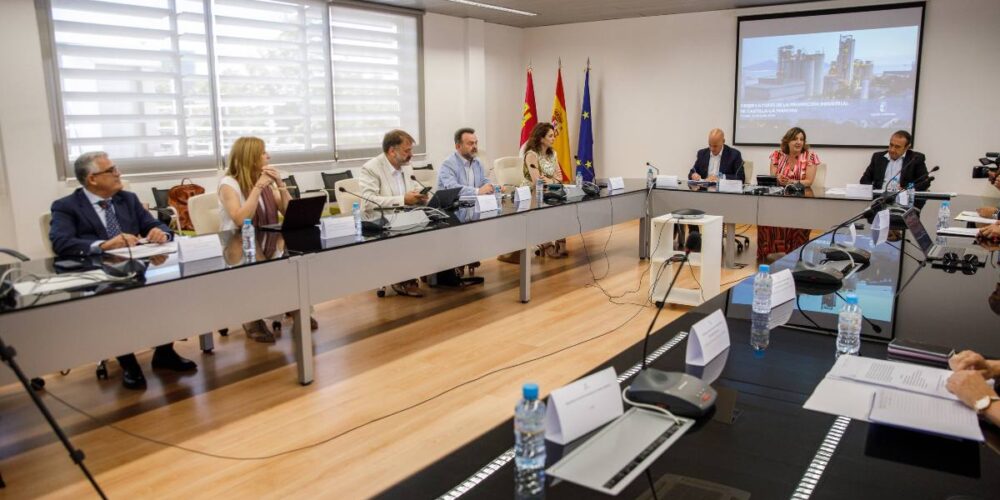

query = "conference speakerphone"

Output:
[[546, 408, 694, 495]]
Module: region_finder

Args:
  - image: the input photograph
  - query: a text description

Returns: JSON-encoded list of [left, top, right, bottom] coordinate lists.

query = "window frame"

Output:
[[37, 0, 425, 181]]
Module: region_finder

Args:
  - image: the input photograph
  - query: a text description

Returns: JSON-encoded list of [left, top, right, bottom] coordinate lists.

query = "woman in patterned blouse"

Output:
[[522, 122, 567, 257], [756, 127, 821, 262]]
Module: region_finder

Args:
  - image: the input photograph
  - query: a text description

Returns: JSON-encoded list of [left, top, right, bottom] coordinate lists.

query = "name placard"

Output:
[[177, 235, 223, 263], [608, 177, 625, 191], [320, 216, 355, 240], [544, 367, 624, 445], [770, 268, 796, 307], [476, 194, 498, 212], [685, 309, 730, 366], [655, 175, 678, 189], [845, 184, 873, 199], [513, 185, 532, 203], [718, 179, 743, 193]]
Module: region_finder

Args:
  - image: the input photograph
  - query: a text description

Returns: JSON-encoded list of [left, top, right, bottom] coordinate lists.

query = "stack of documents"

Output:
[[955, 210, 999, 225], [804, 356, 983, 441]]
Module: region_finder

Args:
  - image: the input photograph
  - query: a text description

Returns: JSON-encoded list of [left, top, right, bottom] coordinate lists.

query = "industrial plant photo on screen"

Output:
[[735, 5, 924, 147]]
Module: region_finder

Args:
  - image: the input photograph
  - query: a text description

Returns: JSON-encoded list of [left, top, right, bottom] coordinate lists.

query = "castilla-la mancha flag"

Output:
[[519, 68, 538, 148], [551, 66, 572, 182]]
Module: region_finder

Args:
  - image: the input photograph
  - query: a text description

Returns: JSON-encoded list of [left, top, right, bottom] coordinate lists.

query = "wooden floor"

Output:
[[0, 221, 759, 499]]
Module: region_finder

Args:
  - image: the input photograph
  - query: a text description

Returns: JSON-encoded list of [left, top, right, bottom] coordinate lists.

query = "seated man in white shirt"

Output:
[[437, 127, 494, 196], [358, 129, 428, 297]]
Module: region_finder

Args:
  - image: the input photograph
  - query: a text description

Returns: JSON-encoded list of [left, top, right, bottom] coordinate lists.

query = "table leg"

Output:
[[292, 258, 313, 385], [519, 247, 531, 303], [198, 333, 214, 353], [639, 215, 650, 259], [725, 222, 736, 269]]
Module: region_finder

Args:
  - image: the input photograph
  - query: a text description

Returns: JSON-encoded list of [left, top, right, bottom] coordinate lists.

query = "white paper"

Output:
[[955, 212, 998, 224], [804, 377, 878, 421], [515, 200, 532, 212], [177, 235, 224, 263], [105, 241, 178, 259], [513, 185, 532, 203], [845, 183, 873, 199], [828, 355, 958, 401], [769, 269, 795, 307], [13, 270, 112, 296], [872, 209, 890, 245], [544, 367, 624, 445], [896, 190, 909, 206], [718, 179, 743, 193], [608, 177, 625, 190], [869, 388, 983, 442], [320, 216, 355, 240], [475, 194, 498, 212], [655, 175, 678, 188], [936, 226, 981, 237], [685, 309, 730, 366], [824, 187, 847, 195]]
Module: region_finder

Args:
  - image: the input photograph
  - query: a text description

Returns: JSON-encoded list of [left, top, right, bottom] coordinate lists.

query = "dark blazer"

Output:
[[49, 188, 170, 257], [859, 150, 929, 191], [688, 145, 745, 181]]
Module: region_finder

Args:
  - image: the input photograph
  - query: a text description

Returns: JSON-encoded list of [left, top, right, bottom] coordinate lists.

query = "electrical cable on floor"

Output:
[[42, 298, 650, 462]]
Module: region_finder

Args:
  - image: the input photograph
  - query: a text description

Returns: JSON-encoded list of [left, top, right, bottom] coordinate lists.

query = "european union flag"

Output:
[[575, 67, 595, 183]]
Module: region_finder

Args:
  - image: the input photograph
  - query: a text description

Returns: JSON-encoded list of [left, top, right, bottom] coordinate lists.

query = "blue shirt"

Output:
[[437, 151, 488, 197]]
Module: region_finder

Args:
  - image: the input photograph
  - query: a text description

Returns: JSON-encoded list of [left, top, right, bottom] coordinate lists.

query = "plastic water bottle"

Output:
[[514, 383, 546, 499], [494, 183, 504, 206], [241, 218, 255, 260], [750, 311, 770, 357], [646, 165, 656, 189], [752, 264, 772, 314], [905, 182, 915, 207], [936, 201, 951, 245], [535, 178, 544, 203], [352, 201, 362, 237], [837, 294, 862, 357]]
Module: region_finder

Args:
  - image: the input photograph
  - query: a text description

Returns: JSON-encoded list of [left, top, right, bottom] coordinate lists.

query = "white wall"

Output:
[[484, 23, 526, 165], [520, 0, 1000, 198]]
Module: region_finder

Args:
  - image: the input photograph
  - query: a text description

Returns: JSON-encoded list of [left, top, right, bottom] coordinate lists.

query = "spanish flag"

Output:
[[519, 68, 538, 147], [551, 65, 572, 182]]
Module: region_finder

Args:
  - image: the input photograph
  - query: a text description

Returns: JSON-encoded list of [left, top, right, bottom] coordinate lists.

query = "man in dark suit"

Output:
[[859, 130, 930, 191], [688, 129, 744, 182], [49, 151, 196, 389]]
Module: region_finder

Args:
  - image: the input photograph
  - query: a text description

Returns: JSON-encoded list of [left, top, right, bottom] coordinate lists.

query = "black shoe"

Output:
[[121, 365, 147, 390], [151, 347, 197, 372]]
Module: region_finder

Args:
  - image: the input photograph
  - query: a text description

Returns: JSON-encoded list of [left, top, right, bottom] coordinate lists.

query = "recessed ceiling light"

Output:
[[441, 0, 537, 17]]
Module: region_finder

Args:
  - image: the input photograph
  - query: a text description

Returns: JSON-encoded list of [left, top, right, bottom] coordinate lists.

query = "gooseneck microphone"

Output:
[[337, 186, 395, 212], [641, 232, 700, 369], [409, 174, 428, 189]]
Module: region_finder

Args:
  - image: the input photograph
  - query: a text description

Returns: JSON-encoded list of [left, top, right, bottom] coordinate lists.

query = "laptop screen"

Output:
[[902, 208, 933, 253]]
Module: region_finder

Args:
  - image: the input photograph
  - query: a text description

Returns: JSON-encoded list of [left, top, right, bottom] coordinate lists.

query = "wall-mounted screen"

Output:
[[734, 3, 925, 147]]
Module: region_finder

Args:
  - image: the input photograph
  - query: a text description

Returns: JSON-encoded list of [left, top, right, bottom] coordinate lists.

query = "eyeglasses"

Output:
[[92, 165, 120, 177]]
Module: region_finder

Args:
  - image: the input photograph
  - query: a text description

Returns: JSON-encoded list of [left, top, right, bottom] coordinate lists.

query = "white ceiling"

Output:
[[363, 0, 835, 28]]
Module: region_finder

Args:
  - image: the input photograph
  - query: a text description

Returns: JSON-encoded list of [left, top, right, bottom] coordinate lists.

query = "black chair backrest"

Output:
[[413, 163, 434, 171], [321, 171, 353, 201], [151, 187, 172, 225], [283, 175, 300, 199]]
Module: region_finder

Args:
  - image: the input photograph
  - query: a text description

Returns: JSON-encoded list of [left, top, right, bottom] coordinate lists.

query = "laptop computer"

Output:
[[259, 195, 327, 232], [901, 208, 969, 261], [427, 187, 462, 209]]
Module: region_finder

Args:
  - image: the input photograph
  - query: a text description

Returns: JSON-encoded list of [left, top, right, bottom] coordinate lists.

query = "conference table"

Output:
[[381, 201, 1000, 499], [0, 181, 994, 389], [0, 182, 650, 385]]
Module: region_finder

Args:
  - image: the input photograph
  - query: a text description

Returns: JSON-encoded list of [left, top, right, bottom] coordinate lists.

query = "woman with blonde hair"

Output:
[[218, 137, 312, 341], [218, 136, 290, 231]]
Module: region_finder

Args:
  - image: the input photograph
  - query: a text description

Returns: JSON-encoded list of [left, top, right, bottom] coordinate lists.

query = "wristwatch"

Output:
[[973, 395, 1000, 413]]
